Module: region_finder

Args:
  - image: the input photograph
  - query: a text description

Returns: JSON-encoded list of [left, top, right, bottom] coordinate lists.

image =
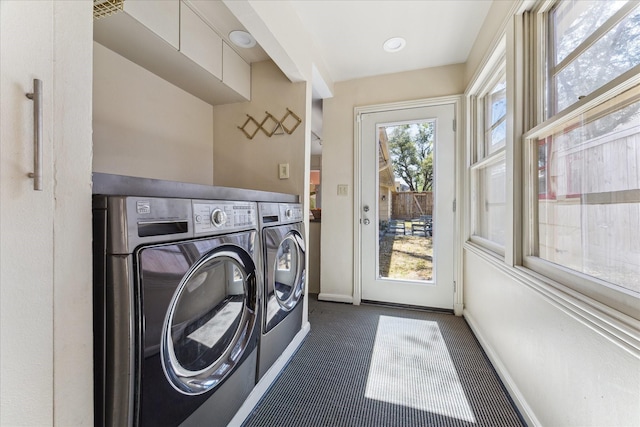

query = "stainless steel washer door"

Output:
[[160, 245, 257, 396]]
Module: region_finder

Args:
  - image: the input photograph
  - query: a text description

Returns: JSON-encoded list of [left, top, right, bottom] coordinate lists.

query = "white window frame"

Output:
[[468, 39, 508, 256], [522, 1, 640, 320], [546, 0, 640, 117]]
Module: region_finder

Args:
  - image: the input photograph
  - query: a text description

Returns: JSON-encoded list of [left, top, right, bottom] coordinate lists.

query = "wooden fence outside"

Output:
[[392, 192, 433, 219], [539, 126, 640, 293]]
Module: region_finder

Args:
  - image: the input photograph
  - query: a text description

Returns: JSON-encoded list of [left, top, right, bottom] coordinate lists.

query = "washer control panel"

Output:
[[193, 200, 257, 235]]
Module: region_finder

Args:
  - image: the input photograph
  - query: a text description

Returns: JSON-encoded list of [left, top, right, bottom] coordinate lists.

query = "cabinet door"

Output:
[[0, 1, 55, 425], [124, 0, 180, 49], [180, 2, 222, 79], [223, 42, 251, 100]]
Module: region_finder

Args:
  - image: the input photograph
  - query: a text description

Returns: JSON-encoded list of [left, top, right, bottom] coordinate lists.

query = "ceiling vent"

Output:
[[93, 0, 124, 20]]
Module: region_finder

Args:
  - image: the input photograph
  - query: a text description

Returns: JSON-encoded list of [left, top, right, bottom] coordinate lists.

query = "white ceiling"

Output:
[[220, 0, 493, 155], [222, 0, 493, 83], [288, 0, 493, 82]]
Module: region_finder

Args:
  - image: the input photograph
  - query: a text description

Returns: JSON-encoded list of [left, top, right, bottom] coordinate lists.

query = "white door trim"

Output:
[[353, 95, 464, 313]]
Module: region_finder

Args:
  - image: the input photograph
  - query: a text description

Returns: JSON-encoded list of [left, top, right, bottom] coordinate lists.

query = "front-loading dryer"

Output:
[[93, 196, 260, 427], [257, 202, 306, 380]]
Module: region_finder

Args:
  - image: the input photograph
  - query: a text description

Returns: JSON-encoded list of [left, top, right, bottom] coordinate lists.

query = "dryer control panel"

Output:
[[193, 200, 257, 235], [258, 202, 303, 227], [279, 203, 304, 223]]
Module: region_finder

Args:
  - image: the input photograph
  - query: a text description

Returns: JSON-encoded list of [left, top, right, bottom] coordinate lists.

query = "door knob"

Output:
[[363, 219, 370, 225]]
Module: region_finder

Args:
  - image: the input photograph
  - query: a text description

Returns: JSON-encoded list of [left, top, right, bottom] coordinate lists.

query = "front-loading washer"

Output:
[[93, 195, 260, 427], [257, 202, 306, 380]]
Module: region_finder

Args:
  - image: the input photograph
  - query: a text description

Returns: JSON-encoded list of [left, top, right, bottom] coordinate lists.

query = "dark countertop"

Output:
[[92, 173, 298, 203]]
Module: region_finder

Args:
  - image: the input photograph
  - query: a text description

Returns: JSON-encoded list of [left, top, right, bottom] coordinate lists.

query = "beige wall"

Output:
[[212, 60, 307, 197], [464, 0, 515, 87], [308, 222, 321, 294], [93, 42, 214, 185], [320, 65, 465, 300]]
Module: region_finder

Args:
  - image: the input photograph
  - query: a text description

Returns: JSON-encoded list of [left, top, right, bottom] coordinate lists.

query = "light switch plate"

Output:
[[337, 184, 349, 196], [279, 163, 290, 179]]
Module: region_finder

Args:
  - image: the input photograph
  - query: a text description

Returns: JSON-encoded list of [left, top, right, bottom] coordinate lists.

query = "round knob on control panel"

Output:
[[285, 209, 292, 219], [211, 209, 227, 227]]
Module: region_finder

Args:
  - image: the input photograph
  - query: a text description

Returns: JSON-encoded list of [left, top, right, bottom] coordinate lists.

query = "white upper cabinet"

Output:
[[93, 0, 251, 105], [180, 2, 222, 80], [123, 0, 180, 49], [223, 42, 251, 100]]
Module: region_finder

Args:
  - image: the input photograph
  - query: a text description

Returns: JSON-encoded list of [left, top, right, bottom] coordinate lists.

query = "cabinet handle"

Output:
[[26, 79, 43, 191]]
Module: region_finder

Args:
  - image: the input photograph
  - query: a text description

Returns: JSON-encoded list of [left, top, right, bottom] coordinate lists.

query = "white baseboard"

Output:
[[454, 302, 464, 316], [463, 310, 540, 427], [228, 322, 311, 427], [318, 293, 354, 304]]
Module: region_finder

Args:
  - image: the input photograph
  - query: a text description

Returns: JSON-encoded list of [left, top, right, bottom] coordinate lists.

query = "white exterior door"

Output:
[[359, 103, 456, 310]]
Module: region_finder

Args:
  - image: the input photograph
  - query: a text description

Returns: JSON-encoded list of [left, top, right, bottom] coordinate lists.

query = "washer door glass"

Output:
[[274, 232, 305, 310], [161, 246, 256, 395]]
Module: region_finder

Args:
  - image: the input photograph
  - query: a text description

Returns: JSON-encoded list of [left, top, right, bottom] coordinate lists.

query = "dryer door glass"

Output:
[[274, 231, 305, 310], [161, 245, 257, 395]]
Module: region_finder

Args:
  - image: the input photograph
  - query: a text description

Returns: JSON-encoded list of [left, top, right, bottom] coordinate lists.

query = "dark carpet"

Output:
[[243, 296, 525, 427]]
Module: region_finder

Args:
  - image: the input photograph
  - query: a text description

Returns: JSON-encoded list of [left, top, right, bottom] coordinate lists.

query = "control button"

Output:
[[285, 209, 292, 218], [211, 209, 227, 227], [195, 215, 202, 223]]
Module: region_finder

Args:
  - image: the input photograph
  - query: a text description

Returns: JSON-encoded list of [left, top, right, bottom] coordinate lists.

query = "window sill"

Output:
[[464, 241, 640, 357], [468, 236, 505, 257]]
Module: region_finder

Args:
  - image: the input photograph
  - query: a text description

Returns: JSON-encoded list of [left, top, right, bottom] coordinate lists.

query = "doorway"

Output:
[[356, 101, 456, 310]]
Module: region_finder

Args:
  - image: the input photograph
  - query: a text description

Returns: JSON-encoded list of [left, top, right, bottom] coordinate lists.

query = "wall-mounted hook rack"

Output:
[[237, 115, 261, 139], [238, 108, 302, 140], [279, 108, 301, 135]]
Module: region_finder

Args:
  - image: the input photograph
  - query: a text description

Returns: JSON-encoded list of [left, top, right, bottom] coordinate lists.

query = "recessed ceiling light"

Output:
[[383, 37, 406, 53], [229, 30, 256, 49]]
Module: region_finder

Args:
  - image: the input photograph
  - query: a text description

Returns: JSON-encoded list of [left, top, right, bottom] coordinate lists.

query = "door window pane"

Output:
[[378, 123, 435, 282]]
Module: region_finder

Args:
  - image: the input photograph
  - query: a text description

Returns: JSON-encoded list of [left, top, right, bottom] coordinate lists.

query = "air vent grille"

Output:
[[93, 0, 124, 20]]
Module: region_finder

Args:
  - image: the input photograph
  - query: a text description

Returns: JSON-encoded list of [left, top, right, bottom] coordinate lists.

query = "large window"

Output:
[[548, 0, 640, 115], [525, 0, 640, 318], [471, 62, 507, 252]]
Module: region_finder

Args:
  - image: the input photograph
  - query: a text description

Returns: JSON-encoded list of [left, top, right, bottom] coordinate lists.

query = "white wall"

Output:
[[93, 42, 215, 185], [54, 6, 95, 425], [320, 65, 466, 301], [464, 250, 640, 426]]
